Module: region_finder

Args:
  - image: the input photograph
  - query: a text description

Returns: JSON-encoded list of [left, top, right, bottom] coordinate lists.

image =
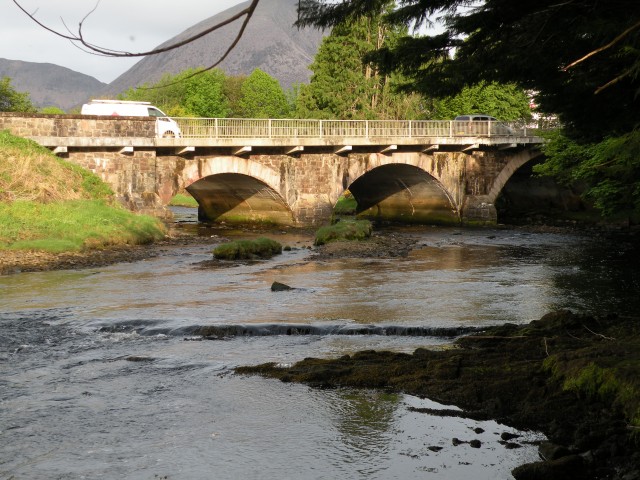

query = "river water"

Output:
[[1, 209, 639, 479]]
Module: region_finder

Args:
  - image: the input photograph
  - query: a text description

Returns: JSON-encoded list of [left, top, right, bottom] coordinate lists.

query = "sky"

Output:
[[0, 0, 245, 83]]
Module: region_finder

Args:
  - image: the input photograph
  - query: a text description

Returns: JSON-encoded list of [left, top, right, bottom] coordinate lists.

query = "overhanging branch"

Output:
[[12, 0, 261, 59], [563, 19, 640, 71]]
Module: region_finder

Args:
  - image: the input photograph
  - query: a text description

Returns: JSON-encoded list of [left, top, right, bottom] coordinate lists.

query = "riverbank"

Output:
[[0, 226, 221, 275], [0, 223, 419, 274], [237, 310, 640, 479], [0, 131, 166, 269]]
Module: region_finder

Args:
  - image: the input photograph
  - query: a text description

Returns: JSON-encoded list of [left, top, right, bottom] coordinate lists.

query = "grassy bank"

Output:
[[0, 130, 165, 252]]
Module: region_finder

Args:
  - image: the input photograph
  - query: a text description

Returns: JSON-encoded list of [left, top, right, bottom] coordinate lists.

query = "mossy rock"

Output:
[[314, 219, 373, 246], [213, 237, 282, 260]]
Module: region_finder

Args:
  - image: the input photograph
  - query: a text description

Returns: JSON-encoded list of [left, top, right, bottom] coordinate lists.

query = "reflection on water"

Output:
[[1, 214, 638, 479]]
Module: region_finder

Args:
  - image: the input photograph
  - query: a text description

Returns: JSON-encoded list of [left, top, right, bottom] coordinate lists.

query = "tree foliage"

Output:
[[537, 130, 640, 218], [238, 69, 291, 118], [0, 77, 36, 113], [296, 1, 426, 120], [297, 0, 640, 139], [119, 68, 290, 119], [40, 106, 66, 114], [119, 68, 229, 117], [431, 82, 531, 121], [222, 74, 247, 118]]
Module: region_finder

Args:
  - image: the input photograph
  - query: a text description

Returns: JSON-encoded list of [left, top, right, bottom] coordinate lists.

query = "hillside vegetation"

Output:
[[0, 130, 165, 252]]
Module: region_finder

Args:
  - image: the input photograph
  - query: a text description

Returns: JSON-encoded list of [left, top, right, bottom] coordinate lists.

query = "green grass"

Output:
[[0, 200, 165, 252], [333, 192, 358, 215], [314, 219, 373, 246], [213, 237, 283, 260], [0, 130, 166, 253], [0, 130, 113, 202], [169, 193, 198, 207]]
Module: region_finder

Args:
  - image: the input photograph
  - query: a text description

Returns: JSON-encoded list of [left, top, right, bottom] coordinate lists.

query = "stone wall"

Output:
[[0, 112, 156, 138], [68, 148, 168, 217]]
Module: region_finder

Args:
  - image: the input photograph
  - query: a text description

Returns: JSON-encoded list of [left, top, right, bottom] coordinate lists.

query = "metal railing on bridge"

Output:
[[171, 118, 546, 140]]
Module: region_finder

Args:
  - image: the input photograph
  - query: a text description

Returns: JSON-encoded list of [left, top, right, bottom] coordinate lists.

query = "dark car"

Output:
[[453, 114, 514, 135]]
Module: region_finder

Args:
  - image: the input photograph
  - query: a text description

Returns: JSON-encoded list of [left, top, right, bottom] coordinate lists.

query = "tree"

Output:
[[297, 0, 640, 139], [223, 75, 247, 118], [535, 129, 640, 219], [431, 82, 531, 121], [295, 2, 426, 120], [0, 77, 36, 113], [181, 69, 229, 118], [40, 106, 66, 114], [238, 69, 290, 118], [119, 68, 229, 118]]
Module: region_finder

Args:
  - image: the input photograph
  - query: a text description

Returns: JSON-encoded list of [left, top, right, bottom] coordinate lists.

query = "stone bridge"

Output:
[[0, 113, 545, 226]]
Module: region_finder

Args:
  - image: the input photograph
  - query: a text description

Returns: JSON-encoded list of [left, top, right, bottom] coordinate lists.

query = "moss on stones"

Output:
[[212, 237, 282, 260], [314, 219, 372, 246]]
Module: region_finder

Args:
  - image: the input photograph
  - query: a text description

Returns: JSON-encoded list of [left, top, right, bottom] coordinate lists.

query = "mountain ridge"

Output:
[[0, 58, 106, 110], [3, 0, 324, 110], [104, 0, 324, 95]]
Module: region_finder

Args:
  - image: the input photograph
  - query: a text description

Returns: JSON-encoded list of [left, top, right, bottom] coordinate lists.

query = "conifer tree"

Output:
[[296, 1, 425, 119]]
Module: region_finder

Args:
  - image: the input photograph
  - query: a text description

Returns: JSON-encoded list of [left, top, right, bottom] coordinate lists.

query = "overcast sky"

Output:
[[0, 0, 245, 83]]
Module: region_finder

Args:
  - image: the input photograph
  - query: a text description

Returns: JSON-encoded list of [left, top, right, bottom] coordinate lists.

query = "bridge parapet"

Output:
[[172, 117, 546, 140], [0, 112, 156, 140], [1, 113, 546, 152]]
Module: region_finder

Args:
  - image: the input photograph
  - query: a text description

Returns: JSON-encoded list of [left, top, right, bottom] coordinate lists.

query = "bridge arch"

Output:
[[181, 157, 294, 225], [486, 149, 545, 204], [460, 149, 545, 224], [344, 157, 460, 225], [180, 156, 282, 194]]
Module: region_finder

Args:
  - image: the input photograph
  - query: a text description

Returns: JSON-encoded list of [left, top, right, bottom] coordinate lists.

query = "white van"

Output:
[[81, 100, 181, 138]]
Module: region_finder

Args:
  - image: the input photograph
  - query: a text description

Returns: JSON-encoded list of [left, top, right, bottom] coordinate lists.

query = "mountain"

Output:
[[105, 0, 325, 95], [0, 58, 106, 111]]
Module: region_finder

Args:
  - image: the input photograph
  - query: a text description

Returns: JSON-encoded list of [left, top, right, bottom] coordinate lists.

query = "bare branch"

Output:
[[583, 324, 615, 341], [594, 69, 632, 94], [563, 19, 640, 71], [12, 0, 261, 59], [141, 0, 260, 89], [11, 0, 77, 41]]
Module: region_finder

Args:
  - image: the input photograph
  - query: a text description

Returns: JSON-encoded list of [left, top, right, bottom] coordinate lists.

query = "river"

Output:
[[1, 209, 638, 479]]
